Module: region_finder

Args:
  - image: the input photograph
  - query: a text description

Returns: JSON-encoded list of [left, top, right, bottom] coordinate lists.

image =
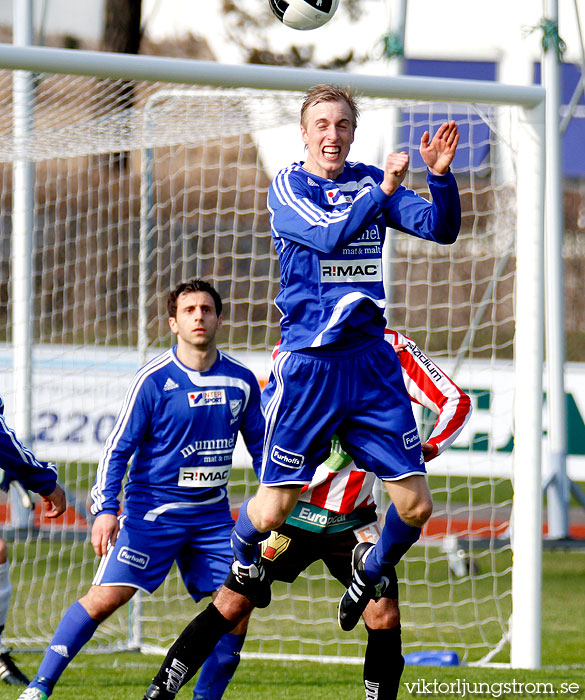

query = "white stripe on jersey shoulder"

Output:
[[274, 166, 352, 228], [0, 413, 57, 473], [268, 202, 290, 253], [337, 176, 378, 192], [91, 350, 174, 512], [136, 348, 173, 378], [311, 293, 385, 348], [271, 167, 320, 228], [218, 349, 254, 373], [274, 168, 325, 227]]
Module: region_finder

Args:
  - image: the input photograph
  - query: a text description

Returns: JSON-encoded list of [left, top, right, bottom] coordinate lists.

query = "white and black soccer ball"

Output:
[[269, 0, 340, 30]]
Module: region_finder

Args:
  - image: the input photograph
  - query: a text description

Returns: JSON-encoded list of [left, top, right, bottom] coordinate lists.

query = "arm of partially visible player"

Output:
[[40, 483, 67, 518], [0, 396, 60, 496], [238, 374, 265, 480], [89, 374, 152, 518], [269, 167, 391, 253], [388, 330, 472, 461]]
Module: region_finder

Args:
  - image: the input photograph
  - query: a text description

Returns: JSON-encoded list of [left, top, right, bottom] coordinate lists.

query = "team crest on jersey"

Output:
[[261, 532, 291, 561], [325, 188, 347, 205], [229, 399, 242, 419], [187, 389, 226, 407]]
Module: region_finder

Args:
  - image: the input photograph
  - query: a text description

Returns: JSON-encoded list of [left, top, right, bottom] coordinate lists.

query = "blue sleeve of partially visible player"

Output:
[[382, 171, 461, 244], [238, 376, 264, 480], [0, 397, 58, 496], [269, 167, 388, 254], [90, 375, 153, 516]]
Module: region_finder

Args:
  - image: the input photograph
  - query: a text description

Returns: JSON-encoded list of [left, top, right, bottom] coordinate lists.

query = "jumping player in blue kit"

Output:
[[227, 84, 461, 630], [17, 280, 265, 700], [137, 87, 461, 700]]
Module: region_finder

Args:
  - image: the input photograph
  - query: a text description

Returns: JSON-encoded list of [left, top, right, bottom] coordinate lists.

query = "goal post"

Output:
[[510, 102, 545, 669], [0, 43, 545, 669]]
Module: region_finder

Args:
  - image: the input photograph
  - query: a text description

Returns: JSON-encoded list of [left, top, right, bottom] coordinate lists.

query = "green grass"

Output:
[[3, 551, 583, 700], [3, 652, 584, 700]]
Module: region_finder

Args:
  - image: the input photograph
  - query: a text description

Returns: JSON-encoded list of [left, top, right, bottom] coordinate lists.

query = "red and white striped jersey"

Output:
[[288, 329, 472, 514]]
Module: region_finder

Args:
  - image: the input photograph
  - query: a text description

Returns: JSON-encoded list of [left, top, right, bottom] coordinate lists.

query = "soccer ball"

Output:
[[269, 0, 340, 30]]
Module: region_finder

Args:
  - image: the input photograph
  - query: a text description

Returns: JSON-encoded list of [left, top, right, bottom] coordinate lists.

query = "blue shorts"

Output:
[[92, 506, 234, 602], [261, 337, 425, 486]]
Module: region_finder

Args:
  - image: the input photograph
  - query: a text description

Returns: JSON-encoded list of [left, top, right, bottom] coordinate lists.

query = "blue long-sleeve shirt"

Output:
[[0, 396, 58, 496], [268, 160, 461, 351], [90, 347, 264, 521]]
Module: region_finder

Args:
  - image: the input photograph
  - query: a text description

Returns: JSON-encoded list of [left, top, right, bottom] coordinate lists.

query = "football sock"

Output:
[[363, 626, 404, 700], [230, 499, 268, 566], [149, 603, 236, 699], [193, 631, 246, 700], [0, 560, 12, 645], [363, 504, 421, 583], [31, 601, 100, 695]]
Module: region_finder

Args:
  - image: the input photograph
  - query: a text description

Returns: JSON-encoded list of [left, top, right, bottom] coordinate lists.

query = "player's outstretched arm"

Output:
[[420, 120, 460, 175], [91, 512, 119, 557], [392, 343, 439, 462], [40, 483, 66, 518], [389, 330, 472, 461]]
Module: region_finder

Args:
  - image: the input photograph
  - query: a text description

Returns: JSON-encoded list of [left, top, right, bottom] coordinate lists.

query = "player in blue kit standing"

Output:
[[227, 84, 462, 630], [17, 279, 265, 700]]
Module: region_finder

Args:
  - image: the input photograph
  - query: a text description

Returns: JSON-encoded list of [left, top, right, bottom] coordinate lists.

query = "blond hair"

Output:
[[300, 84, 360, 132]]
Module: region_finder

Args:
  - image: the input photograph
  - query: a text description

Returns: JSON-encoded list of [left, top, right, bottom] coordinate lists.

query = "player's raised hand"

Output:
[[381, 151, 409, 196], [91, 512, 120, 557], [420, 121, 459, 176]]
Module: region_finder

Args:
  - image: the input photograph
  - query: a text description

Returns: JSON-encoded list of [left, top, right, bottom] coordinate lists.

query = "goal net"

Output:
[[0, 52, 543, 667]]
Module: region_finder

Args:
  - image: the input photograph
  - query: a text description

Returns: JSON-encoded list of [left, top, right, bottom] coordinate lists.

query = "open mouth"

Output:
[[322, 146, 341, 158]]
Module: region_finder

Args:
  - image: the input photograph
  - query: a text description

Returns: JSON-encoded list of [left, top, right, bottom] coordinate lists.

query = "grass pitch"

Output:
[[3, 550, 584, 700]]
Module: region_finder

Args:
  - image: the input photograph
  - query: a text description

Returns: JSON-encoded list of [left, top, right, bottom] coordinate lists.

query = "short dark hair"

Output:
[[300, 84, 360, 132], [167, 279, 223, 318]]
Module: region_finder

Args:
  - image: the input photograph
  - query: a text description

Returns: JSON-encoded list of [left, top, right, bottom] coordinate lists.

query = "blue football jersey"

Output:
[[90, 347, 264, 520], [0, 395, 58, 495], [268, 161, 460, 351]]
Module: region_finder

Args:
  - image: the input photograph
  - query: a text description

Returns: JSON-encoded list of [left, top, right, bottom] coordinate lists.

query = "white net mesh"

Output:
[[0, 69, 519, 664]]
